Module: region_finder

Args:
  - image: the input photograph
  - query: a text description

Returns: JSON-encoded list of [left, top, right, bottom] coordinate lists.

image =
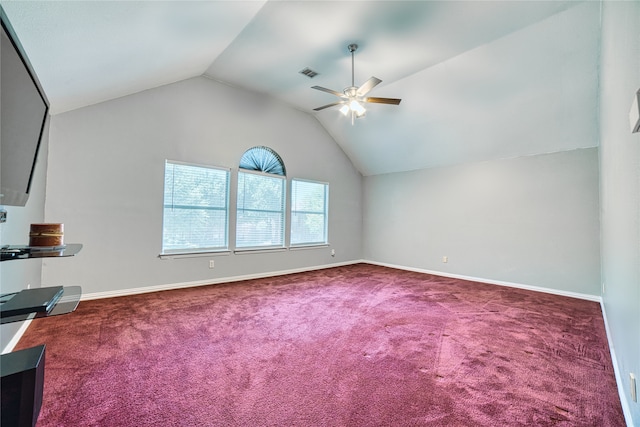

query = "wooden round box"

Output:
[[29, 223, 64, 247]]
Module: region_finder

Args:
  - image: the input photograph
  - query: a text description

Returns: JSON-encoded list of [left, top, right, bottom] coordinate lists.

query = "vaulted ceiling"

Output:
[[1, 1, 601, 176]]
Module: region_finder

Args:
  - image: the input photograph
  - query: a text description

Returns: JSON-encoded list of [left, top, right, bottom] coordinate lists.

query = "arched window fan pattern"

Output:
[[239, 146, 286, 176]]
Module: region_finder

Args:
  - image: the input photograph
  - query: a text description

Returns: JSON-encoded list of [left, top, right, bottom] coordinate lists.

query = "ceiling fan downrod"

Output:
[[348, 44, 358, 88]]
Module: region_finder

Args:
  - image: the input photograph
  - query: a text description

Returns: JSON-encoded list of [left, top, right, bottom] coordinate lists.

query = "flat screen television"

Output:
[[1, 5, 49, 207]]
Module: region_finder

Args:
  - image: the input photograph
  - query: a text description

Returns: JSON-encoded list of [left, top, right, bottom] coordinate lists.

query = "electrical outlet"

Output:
[[631, 373, 637, 402], [442, 256, 448, 263], [209, 260, 215, 269], [331, 249, 335, 257], [602, 282, 606, 294]]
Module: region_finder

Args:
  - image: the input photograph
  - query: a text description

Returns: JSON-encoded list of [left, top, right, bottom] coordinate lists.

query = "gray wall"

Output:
[[0, 121, 48, 352], [42, 76, 362, 296], [363, 148, 601, 297], [599, 1, 640, 424]]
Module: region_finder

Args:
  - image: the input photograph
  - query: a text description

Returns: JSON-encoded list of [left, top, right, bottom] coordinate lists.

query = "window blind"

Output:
[[291, 179, 328, 246], [236, 171, 286, 248], [162, 161, 229, 253]]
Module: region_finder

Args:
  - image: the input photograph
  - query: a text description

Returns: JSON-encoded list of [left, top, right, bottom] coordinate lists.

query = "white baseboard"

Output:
[[600, 301, 635, 427], [1, 319, 33, 355], [82, 258, 601, 303], [363, 260, 602, 302], [81, 260, 365, 301]]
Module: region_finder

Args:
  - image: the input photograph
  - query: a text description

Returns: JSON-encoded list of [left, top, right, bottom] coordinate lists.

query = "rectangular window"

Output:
[[236, 171, 286, 249], [162, 161, 229, 253], [291, 179, 328, 246]]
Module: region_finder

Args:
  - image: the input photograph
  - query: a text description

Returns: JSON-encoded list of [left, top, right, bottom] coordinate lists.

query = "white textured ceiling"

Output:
[[1, 1, 601, 176]]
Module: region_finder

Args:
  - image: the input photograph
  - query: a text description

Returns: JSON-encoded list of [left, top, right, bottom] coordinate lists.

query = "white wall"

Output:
[[0, 120, 48, 352], [599, 1, 640, 424], [42, 76, 362, 296], [363, 148, 601, 297]]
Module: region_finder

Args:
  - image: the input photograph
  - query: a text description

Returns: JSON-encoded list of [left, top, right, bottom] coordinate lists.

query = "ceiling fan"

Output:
[[312, 44, 401, 124]]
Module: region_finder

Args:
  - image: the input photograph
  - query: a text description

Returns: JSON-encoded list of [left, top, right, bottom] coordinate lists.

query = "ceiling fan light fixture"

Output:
[[350, 100, 366, 115], [340, 104, 350, 116]]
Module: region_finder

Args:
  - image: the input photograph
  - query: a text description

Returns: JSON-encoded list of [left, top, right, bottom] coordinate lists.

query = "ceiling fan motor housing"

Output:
[[344, 87, 358, 97]]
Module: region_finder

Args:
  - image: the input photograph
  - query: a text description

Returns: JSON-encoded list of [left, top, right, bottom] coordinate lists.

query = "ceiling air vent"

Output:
[[299, 67, 319, 78]]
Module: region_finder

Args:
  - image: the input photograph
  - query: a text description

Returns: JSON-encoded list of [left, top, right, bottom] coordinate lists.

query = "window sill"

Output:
[[159, 244, 329, 258], [289, 244, 329, 251], [159, 250, 231, 260], [234, 247, 287, 255]]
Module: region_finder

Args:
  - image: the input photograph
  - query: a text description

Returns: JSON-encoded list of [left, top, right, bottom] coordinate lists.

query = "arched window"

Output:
[[239, 146, 286, 176], [236, 147, 286, 249]]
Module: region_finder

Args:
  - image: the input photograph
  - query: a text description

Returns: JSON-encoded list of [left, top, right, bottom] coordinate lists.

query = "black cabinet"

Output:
[[1, 345, 46, 427]]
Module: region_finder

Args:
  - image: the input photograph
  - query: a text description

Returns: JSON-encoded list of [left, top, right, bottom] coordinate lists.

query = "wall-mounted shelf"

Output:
[[0, 243, 82, 261], [0, 286, 82, 325]]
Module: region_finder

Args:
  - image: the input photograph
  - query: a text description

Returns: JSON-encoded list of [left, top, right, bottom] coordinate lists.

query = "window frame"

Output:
[[235, 169, 287, 251], [290, 178, 329, 248], [161, 160, 230, 256]]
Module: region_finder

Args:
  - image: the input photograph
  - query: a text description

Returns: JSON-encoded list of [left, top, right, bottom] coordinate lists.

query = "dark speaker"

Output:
[[1, 344, 46, 427]]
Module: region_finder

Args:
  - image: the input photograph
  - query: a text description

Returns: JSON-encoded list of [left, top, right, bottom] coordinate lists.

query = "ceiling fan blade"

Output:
[[311, 86, 346, 98], [363, 97, 402, 105], [313, 101, 345, 111], [357, 77, 382, 96]]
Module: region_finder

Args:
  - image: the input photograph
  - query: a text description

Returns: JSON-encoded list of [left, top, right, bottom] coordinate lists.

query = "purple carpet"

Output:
[[16, 264, 625, 426]]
